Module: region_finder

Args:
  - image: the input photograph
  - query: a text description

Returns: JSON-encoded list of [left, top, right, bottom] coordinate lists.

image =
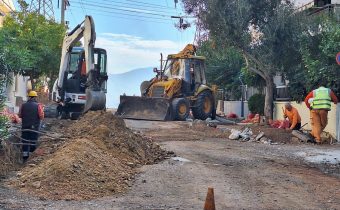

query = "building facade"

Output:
[[0, 0, 15, 27]]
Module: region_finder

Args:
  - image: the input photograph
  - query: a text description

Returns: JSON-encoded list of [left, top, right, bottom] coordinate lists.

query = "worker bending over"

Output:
[[304, 85, 338, 144], [18, 91, 44, 161], [283, 103, 301, 130]]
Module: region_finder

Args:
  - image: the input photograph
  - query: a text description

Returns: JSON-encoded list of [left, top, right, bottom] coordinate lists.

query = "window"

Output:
[[68, 52, 81, 74], [93, 50, 107, 75], [191, 59, 206, 84], [164, 58, 185, 79]]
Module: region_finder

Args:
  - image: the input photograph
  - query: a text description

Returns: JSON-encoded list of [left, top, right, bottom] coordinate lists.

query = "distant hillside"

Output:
[[106, 67, 155, 108]]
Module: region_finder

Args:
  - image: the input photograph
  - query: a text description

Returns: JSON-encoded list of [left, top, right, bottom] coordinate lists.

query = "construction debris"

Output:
[[292, 130, 312, 143], [7, 111, 168, 200], [228, 127, 277, 145], [228, 129, 241, 140], [188, 117, 235, 129]]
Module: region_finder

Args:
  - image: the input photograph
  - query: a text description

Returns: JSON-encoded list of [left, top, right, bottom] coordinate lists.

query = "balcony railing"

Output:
[[296, 1, 315, 12]]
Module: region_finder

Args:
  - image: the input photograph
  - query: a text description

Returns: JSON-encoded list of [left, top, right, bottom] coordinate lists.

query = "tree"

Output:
[[0, 2, 65, 89], [300, 17, 340, 95], [0, 56, 11, 144], [197, 41, 244, 100], [182, 0, 306, 119]]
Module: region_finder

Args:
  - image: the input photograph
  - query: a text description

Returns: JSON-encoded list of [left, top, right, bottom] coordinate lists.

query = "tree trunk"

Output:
[[264, 76, 274, 120], [30, 75, 35, 90], [242, 53, 274, 120]]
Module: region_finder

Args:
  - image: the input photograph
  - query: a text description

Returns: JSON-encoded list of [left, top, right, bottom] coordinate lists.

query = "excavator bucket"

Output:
[[116, 96, 171, 121], [84, 89, 106, 113]]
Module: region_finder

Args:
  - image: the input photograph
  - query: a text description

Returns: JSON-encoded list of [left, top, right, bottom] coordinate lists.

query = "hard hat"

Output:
[[28, 90, 38, 97]]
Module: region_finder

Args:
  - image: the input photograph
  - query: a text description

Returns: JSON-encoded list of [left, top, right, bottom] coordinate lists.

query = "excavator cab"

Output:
[[53, 47, 107, 119], [73, 48, 108, 92], [65, 47, 107, 94], [48, 16, 108, 119]]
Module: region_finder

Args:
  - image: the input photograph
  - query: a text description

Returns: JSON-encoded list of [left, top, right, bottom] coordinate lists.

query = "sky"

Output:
[[60, 0, 195, 74], [59, 0, 311, 74], [12, 0, 313, 74]]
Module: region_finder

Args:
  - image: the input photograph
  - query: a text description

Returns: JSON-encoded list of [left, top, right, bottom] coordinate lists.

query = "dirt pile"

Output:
[[8, 111, 167, 200], [251, 126, 293, 143]]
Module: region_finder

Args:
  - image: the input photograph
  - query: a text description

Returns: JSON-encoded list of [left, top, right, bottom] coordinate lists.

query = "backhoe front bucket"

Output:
[[84, 89, 106, 113], [116, 96, 171, 121]]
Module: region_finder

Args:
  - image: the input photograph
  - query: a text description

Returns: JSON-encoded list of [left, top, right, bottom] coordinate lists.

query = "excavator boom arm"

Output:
[[56, 16, 106, 113], [57, 16, 96, 90]]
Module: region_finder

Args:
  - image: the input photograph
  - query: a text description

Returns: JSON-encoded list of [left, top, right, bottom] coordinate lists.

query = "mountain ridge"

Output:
[[106, 67, 155, 108]]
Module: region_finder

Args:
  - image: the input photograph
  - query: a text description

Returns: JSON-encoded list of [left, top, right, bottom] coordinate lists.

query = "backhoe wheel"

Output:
[[171, 98, 190, 121], [192, 90, 214, 120]]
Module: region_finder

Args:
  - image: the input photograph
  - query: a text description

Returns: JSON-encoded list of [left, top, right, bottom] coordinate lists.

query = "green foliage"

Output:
[[197, 41, 244, 99], [286, 70, 307, 102], [241, 67, 265, 89], [183, 0, 340, 112], [301, 18, 340, 95], [0, 58, 10, 144], [248, 94, 265, 115], [0, 8, 65, 78], [182, 0, 307, 118], [0, 2, 65, 141]]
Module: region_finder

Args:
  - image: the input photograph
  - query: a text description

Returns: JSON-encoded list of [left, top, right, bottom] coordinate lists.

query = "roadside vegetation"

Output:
[[182, 0, 340, 118], [0, 0, 65, 138]]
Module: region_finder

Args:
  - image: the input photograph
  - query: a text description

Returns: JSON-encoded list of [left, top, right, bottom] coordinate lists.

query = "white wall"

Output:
[[218, 100, 339, 140], [5, 74, 29, 113], [274, 102, 338, 139], [222, 101, 249, 118]]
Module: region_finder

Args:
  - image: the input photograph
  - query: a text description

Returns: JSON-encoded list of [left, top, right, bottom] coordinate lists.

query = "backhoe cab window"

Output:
[[164, 58, 185, 79]]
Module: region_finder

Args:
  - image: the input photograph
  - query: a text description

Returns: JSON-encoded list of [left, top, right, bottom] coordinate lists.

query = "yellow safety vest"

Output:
[[312, 87, 331, 110]]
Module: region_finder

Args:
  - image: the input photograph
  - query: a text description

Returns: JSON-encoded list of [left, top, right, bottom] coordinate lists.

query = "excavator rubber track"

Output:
[[116, 96, 172, 121]]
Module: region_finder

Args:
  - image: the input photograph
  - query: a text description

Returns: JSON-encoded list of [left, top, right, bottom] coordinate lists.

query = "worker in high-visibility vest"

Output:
[[304, 86, 338, 144]]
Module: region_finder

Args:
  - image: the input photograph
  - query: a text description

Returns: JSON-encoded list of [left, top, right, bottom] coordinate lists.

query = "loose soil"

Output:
[[218, 124, 294, 143], [5, 111, 168, 200], [0, 119, 339, 209], [128, 120, 231, 142]]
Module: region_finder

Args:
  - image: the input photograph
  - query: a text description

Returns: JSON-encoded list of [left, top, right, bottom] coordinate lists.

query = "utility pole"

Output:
[[171, 16, 191, 30], [61, 0, 65, 24], [60, 0, 70, 25]]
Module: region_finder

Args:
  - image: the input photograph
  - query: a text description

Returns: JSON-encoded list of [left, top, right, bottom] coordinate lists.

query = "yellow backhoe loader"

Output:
[[116, 44, 216, 121]]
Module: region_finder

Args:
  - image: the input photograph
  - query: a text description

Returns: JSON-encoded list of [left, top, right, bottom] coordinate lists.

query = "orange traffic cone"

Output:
[[203, 187, 216, 210]]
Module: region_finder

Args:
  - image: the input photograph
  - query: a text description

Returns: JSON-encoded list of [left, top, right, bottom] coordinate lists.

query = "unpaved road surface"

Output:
[[1, 120, 340, 209]]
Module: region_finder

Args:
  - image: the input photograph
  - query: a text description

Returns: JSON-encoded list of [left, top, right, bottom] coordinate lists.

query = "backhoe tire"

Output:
[[192, 90, 214, 120], [171, 98, 190, 121]]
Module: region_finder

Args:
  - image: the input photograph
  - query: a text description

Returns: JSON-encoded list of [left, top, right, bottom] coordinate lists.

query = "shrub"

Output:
[[248, 94, 265, 115]]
